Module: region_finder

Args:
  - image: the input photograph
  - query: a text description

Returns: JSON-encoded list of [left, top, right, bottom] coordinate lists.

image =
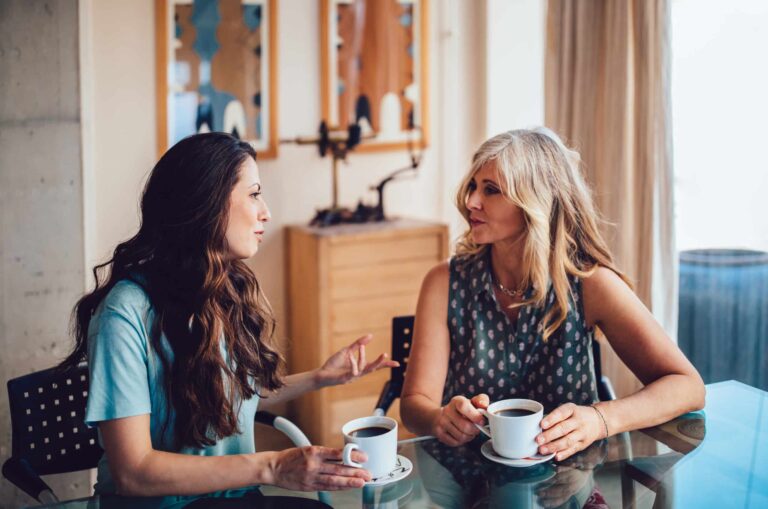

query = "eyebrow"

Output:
[[481, 179, 499, 186]]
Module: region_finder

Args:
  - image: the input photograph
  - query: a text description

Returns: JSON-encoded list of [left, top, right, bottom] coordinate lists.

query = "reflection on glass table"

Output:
[[31, 381, 767, 509]]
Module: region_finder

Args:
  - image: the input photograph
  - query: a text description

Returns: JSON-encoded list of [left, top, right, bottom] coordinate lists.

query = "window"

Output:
[[672, 0, 768, 252], [672, 0, 768, 391]]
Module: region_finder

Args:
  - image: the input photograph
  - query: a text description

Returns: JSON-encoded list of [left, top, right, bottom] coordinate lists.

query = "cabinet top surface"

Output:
[[286, 218, 448, 237]]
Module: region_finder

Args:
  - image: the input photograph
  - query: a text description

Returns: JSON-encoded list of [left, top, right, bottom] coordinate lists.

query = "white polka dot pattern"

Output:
[[442, 254, 598, 411]]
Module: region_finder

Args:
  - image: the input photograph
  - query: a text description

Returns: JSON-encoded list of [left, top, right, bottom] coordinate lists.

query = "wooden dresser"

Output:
[[285, 219, 449, 446]]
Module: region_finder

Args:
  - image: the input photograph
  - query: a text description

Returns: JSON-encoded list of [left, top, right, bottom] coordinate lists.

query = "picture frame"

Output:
[[320, 0, 430, 153], [155, 0, 278, 159]]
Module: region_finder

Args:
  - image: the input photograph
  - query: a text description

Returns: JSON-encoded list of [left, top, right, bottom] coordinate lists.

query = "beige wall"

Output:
[[84, 0, 491, 362]]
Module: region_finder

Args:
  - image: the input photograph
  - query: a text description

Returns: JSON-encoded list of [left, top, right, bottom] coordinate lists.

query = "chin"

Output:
[[230, 246, 259, 260], [470, 231, 491, 245]]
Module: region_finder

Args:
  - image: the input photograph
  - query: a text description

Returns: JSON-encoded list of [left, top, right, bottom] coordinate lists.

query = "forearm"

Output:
[[400, 393, 442, 436], [594, 373, 705, 436], [259, 370, 321, 409], [114, 449, 278, 497]]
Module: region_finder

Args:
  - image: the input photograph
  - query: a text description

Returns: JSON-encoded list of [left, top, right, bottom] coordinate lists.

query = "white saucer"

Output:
[[365, 455, 413, 487], [481, 441, 555, 467]]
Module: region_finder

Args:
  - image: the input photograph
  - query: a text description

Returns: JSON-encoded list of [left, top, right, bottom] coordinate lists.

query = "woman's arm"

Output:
[[583, 267, 705, 433], [100, 414, 370, 496], [400, 263, 486, 446], [259, 334, 398, 410], [537, 267, 705, 460], [257, 370, 323, 411]]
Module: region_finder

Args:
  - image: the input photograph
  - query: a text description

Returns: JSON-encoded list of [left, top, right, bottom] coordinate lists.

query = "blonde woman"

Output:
[[400, 128, 705, 461]]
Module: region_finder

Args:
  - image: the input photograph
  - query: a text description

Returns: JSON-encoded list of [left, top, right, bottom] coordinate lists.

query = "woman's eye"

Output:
[[250, 191, 262, 199], [484, 186, 499, 195]]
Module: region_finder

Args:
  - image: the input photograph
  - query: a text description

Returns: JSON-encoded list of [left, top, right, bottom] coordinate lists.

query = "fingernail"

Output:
[[542, 420, 548, 427], [536, 436, 544, 444], [540, 447, 549, 454]]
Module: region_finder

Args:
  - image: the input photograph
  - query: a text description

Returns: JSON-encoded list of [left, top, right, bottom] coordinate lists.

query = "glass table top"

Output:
[[33, 381, 768, 509]]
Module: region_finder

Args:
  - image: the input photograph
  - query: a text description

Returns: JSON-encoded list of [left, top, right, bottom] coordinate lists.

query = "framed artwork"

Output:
[[155, 0, 278, 159], [320, 0, 430, 153]]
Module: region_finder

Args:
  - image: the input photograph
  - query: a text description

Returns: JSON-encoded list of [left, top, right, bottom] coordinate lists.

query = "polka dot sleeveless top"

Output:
[[443, 251, 599, 412]]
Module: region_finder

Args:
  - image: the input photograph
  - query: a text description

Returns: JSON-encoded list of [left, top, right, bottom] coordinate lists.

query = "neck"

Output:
[[489, 234, 527, 290]]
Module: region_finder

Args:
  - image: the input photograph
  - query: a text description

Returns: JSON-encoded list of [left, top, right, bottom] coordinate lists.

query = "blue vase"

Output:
[[678, 249, 768, 391]]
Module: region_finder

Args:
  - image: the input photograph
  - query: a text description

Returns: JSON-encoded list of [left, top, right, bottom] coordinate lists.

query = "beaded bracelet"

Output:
[[590, 404, 609, 439]]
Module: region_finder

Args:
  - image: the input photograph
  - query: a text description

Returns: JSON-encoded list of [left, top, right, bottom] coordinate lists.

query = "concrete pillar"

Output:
[[0, 0, 89, 505]]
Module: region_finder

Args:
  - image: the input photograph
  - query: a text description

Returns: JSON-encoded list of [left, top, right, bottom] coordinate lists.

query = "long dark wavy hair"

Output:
[[60, 132, 284, 449]]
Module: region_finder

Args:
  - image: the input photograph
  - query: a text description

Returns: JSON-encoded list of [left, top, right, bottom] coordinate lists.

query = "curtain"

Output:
[[545, 0, 675, 397]]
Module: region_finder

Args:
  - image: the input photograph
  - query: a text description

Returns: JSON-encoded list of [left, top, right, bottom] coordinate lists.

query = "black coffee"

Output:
[[349, 426, 390, 438], [493, 408, 535, 417]]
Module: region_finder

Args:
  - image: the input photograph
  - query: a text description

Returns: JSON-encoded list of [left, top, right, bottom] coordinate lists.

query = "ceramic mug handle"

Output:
[[342, 443, 362, 468], [473, 408, 492, 438]]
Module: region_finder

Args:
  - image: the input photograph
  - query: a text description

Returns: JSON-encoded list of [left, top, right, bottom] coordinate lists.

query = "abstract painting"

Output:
[[321, 0, 429, 153], [155, 0, 278, 158]]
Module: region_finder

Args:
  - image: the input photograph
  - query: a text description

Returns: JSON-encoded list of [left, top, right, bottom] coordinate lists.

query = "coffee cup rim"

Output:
[[487, 399, 543, 417], [342, 416, 398, 439]]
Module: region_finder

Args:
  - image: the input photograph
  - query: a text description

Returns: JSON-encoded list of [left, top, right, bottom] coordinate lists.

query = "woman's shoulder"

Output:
[[580, 266, 629, 296], [88, 278, 154, 355], [422, 261, 450, 289], [579, 266, 632, 326], [98, 277, 153, 323]]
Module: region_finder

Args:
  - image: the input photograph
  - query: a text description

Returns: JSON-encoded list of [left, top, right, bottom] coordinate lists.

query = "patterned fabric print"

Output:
[[444, 251, 599, 412]]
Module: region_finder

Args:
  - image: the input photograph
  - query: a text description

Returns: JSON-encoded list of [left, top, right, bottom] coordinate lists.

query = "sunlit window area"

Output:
[[673, 0, 768, 393]]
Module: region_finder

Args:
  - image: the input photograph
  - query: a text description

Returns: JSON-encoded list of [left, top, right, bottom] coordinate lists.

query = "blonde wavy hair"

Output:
[[455, 127, 632, 342]]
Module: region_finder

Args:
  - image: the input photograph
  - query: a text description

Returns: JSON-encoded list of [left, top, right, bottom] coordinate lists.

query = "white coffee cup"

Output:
[[341, 416, 398, 479], [474, 399, 544, 459]]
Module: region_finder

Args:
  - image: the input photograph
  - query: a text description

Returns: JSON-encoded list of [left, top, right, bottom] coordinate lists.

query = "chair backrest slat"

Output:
[[7, 364, 103, 475], [390, 315, 415, 392]]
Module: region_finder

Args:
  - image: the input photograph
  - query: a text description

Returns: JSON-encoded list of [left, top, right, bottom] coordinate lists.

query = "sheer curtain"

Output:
[[545, 0, 675, 397]]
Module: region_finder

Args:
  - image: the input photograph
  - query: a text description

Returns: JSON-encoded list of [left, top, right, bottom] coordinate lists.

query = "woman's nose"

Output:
[[466, 190, 482, 210], [259, 202, 271, 222]]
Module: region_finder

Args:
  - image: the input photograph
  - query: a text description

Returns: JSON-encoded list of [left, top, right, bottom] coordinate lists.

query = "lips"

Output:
[[469, 217, 486, 227]]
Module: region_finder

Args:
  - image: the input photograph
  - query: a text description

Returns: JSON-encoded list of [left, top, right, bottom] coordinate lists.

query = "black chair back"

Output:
[[374, 316, 414, 414], [3, 363, 103, 502], [6, 363, 102, 475]]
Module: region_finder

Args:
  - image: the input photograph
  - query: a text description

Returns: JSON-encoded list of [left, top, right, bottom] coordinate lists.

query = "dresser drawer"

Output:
[[331, 294, 419, 334], [330, 233, 443, 268], [330, 259, 434, 301]]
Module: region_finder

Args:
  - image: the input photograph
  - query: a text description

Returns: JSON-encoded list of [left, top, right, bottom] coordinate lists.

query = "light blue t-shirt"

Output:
[[85, 278, 260, 498]]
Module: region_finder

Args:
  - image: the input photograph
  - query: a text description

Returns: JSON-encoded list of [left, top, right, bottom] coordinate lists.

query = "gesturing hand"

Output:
[[431, 394, 490, 447], [269, 446, 371, 491], [536, 403, 606, 461], [315, 334, 399, 388]]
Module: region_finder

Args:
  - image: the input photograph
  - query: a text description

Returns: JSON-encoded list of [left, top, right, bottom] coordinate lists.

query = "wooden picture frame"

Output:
[[320, 0, 430, 153], [155, 0, 278, 159]]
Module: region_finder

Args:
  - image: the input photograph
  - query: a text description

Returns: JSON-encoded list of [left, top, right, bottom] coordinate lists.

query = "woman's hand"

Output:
[[431, 394, 490, 446], [315, 334, 399, 388], [268, 446, 371, 491], [536, 403, 606, 461]]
